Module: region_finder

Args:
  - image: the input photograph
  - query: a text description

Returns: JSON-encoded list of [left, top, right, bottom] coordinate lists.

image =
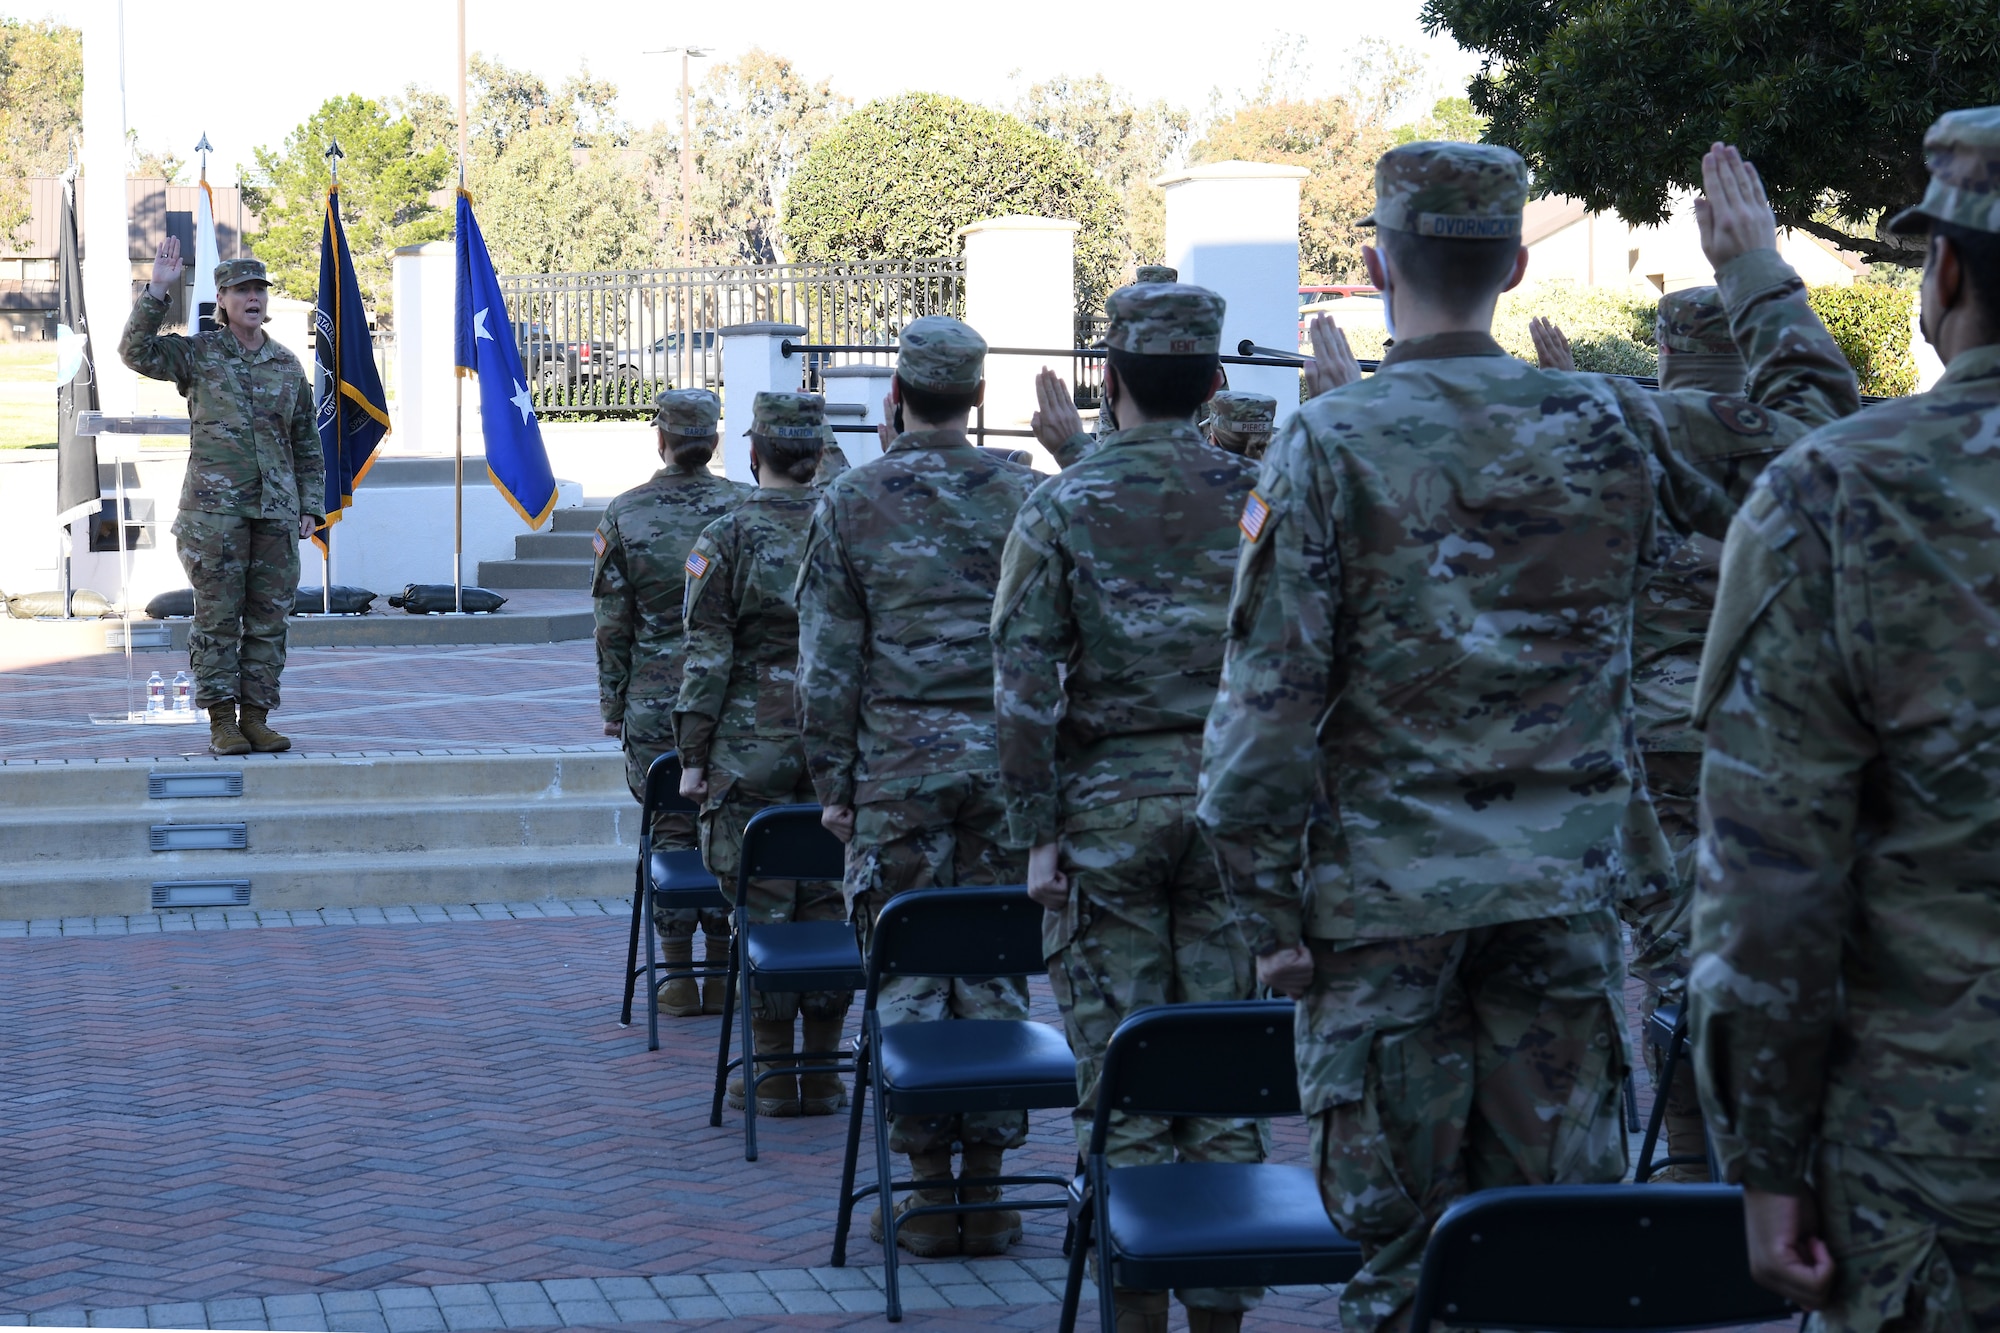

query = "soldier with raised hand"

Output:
[[993, 284, 1260, 1333], [593, 388, 750, 1017], [675, 392, 845, 1120], [1201, 390, 1278, 461], [121, 241, 322, 756], [1195, 138, 1860, 1333], [1032, 265, 1181, 470], [1690, 106, 2000, 1328], [795, 315, 1037, 1260], [1532, 282, 1859, 1183]]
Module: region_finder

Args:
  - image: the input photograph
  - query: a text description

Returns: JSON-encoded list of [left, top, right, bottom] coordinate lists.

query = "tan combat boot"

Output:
[[1186, 1309, 1244, 1333], [748, 1016, 801, 1116], [1657, 1060, 1712, 1183], [654, 935, 702, 1017], [236, 705, 291, 753], [207, 702, 251, 756], [1112, 1290, 1169, 1333], [958, 1144, 1023, 1255], [797, 1013, 848, 1115], [700, 920, 732, 1013], [870, 1149, 960, 1257]]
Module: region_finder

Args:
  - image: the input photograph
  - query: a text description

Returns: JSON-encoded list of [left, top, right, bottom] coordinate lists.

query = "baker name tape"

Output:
[[1240, 492, 1271, 543], [686, 551, 710, 578]]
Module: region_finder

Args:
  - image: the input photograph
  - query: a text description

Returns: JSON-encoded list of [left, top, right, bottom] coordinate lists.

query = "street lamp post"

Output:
[[644, 44, 711, 265]]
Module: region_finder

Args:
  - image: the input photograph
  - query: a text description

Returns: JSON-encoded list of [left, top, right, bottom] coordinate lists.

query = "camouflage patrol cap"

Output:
[[652, 388, 721, 437], [1133, 265, 1178, 284], [748, 390, 825, 440], [1655, 287, 1737, 355], [896, 316, 987, 392], [1888, 106, 2000, 235], [214, 257, 270, 289], [1360, 141, 1529, 240], [1203, 390, 1278, 435], [1103, 283, 1226, 356]]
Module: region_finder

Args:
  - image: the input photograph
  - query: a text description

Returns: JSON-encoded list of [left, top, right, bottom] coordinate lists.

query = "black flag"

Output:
[[55, 168, 101, 528]]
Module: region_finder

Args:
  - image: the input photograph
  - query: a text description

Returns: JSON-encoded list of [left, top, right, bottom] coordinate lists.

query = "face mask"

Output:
[[1379, 271, 1397, 343], [893, 403, 905, 435]]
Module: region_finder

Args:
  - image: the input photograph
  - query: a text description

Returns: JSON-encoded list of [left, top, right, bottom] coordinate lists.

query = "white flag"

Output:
[[188, 175, 221, 333]]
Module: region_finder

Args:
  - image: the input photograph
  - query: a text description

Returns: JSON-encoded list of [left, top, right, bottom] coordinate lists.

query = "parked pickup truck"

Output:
[[518, 322, 618, 389]]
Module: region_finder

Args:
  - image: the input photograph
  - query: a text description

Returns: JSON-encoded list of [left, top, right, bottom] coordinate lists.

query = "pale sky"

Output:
[[13, 0, 1483, 183]]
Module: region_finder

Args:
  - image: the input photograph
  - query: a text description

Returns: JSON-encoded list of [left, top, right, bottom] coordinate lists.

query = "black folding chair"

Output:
[[618, 751, 728, 1052], [831, 885, 1077, 1321], [707, 803, 862, 1161], [1407, 1184, 1793, 1332], [1058, 1000, 1363, 1333], [1634, 1003, 1718, 1183]]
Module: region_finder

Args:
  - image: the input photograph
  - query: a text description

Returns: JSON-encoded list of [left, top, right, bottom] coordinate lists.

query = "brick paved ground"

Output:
[[0, 908, 1349, 1332], [0, 639, 607, 763]]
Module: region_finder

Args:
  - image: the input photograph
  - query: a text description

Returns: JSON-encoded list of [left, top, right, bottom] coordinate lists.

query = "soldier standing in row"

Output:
[[121, 240, 322, 757], [1690, 106, 2000, 1329], [1035, 264, 1181, 470], [1530, 281, 1860, 1182], [795, 316, 1037, 1259], [594, 389, 749, 1016], [1195, 139, 1857, 1333], [675, 392, 846, 1119], [992, 284, 1262, 1333], [1201, 390, 1278, 460]]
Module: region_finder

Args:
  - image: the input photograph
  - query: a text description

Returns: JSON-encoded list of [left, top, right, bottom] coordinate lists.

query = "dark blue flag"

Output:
[[455, 191, 556, 528], [313, 184, 390, 550]]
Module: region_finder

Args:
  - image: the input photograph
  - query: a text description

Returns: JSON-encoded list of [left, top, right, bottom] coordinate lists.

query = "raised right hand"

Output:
[[1529, 317, 1575, 371], [1696, 142, 1778, 271], [1030, 368, 1084, 448], [1304, 315, 1362, 397], [150, 236, 184, 297]]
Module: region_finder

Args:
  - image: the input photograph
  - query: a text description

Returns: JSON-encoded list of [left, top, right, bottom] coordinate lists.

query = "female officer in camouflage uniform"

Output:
[[675, 392, 846, 1117], [121, 238, 322, 756]]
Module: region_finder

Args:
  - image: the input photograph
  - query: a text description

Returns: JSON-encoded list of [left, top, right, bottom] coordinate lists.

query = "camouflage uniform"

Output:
[[1689, 107, 2000, 1333], [119, 258, 323, 710], [795, 316, 1037, 1156], [593, 389, 750, 941], [814, 431, 851, 487], [1195, 141, 1863, 1333], [676, 393, 845, 1024], [1202, 390, 1278, 461], [1052, 267, 1178, 471], [993, 284, 1262, 1316]]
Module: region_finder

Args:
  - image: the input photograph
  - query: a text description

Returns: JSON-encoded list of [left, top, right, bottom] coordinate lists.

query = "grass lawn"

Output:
[[0, 344, 56, 450]]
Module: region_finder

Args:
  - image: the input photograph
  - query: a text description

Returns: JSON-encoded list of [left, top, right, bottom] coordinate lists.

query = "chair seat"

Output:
[[878, 1019, 1077, 1115], [1104, 1162, 1362, 1290], [649, 849, 725, 909], [1644, 1003, 1682, 1055], [744, 920, 864, 992]]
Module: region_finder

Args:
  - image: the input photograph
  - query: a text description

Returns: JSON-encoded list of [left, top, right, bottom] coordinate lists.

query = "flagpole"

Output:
[[454, 0, 468, 615], [322, 139, 343, 617]]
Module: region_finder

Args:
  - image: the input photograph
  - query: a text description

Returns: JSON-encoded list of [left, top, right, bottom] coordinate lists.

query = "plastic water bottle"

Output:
[[171, 670, 193, 713], [146, 671, 166, 715]]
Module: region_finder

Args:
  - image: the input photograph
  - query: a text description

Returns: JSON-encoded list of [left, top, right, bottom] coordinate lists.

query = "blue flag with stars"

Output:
[[455, 190, 556, 528]]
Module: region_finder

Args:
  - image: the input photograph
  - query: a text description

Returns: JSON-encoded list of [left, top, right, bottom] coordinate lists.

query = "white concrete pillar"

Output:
[[820, 364, 894, 469], [959, 216, 1078, 472], [1158, 162, 1310, 429], [391, 241, 463, 456], [719, 322, 807, 483], [81, 0, 136, 414]]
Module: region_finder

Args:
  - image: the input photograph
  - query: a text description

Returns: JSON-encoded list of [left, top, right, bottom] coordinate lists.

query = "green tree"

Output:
[[242, 96, 452, 322], [0, 18, 82, 245], [469, 123, 656, 273], [1424, 0, 2000, 265], [1192, 98, 1391, 285], [1394, 95, 1487, 146], [1014, 75, 1188, 276], [785, 93, 1122, 317]]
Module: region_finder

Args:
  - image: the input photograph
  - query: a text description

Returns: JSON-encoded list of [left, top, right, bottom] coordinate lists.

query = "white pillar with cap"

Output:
[[959, 216, 1078, 473], [1158, 161, 1310, 430], [718, 322, 807, 484]]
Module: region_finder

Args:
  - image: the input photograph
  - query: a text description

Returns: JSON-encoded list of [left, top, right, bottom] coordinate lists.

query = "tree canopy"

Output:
[[1014, 75, 1188, 277], [1425, 0, 2000, 264], [784, 93, 1122, 315], [0, 17, 81, 245], [242, 95, 452, 321]]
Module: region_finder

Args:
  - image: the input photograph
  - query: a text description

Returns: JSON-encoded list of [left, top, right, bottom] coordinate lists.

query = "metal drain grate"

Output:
[[149, 823, 249, 852], [148, 771, 244, 799], [150, 880, 252, 909]]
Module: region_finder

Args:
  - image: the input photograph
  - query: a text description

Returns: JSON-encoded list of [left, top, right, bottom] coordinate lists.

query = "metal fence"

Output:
[[496, 257, 966, 415]]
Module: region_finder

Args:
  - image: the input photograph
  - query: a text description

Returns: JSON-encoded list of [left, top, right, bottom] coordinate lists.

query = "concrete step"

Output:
[[476, 557, 595, 590], [551, 506, 606, 533], [515, 530, 597, 560]]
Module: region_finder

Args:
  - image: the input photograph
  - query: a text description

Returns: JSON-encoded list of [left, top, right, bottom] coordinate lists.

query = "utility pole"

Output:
[[644, 45, 711, 265]]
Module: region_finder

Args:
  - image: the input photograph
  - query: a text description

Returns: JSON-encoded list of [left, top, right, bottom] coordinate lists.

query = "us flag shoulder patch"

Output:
[[1239, 491, 1271, 543], [686, 551, 710, 578], [591, 530, 607, 557]]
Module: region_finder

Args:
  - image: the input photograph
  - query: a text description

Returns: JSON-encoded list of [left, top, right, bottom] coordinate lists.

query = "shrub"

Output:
[[1494, 282, 1659, 377], [1807, 283, 1917, 397]]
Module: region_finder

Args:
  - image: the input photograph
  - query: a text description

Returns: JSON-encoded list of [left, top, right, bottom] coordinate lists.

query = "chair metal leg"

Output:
[[1091, 1156, 1117, 1333], [831, 1027, 871, 1267], [741, 910, 761, 1162], [1622, 1069, 1640, 1132], [643, 876, 661, 1053], [709, 926, 740, 1128], [1057, 1180, 1092, 1333], [1637, 1014, 1693, 1183], [620, 857, 645, 1027], [872, 1023, 904, 1322]]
